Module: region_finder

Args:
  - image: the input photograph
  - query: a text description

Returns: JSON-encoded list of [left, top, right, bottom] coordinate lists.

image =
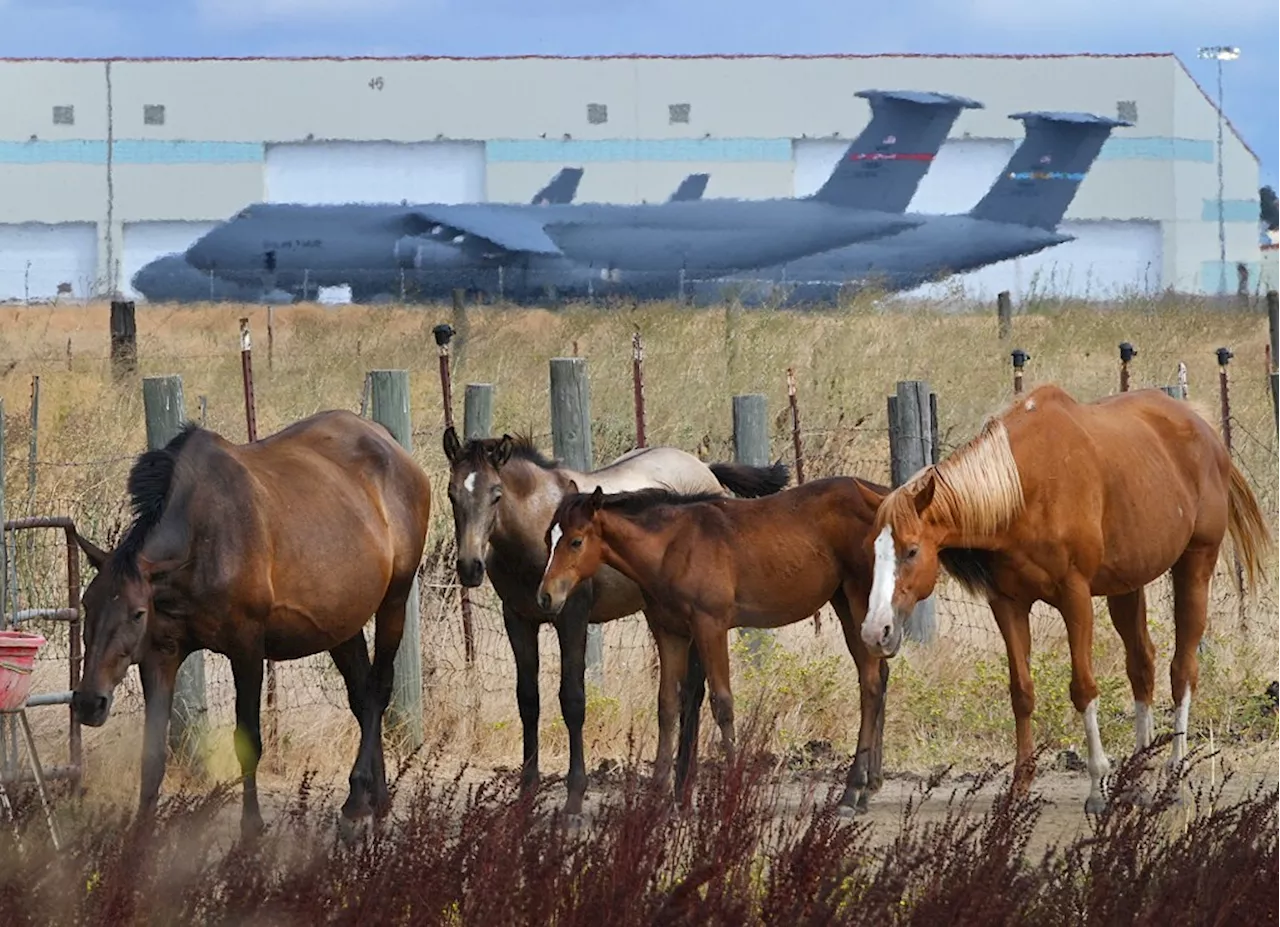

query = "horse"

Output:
[[71, 410, 433, 837], [856, 384, 1272, 814], [535, 477, 892, 813], [442, 427, 789, 816]]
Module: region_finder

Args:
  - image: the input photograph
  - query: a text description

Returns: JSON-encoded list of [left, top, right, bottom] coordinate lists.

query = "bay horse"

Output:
[[534, 477, 892, 813], [442, 427, 788, 816], [857, 384, 1272, 814], [72, 410, 433, 837]]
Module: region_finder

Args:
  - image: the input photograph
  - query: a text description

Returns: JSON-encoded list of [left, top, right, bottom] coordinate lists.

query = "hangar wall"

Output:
[[0, 54, 1261, 302]]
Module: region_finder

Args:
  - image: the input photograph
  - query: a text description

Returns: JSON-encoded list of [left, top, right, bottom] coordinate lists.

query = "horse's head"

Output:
[[858, 471, 942, 658], [443, 426, 513, 588], [536, 482, 604, 615], [71, 535, 170, 727]]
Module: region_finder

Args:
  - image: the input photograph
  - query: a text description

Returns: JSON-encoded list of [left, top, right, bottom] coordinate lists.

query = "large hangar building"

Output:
[[0, 53, 1262, 303]]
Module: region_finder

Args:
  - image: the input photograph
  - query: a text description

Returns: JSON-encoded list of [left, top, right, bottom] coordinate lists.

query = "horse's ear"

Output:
[[590, 485, 604, 512], [442, 426, 462, 464], [855, 480, 886, 513], [565, 479, 580, 496], [490, 434, 514, 469], [76, 534, 108, 570], [912, 470, 937, 515]]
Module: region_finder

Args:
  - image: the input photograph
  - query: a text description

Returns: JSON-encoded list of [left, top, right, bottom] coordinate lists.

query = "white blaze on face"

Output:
[[463, 472, 477, 494], [541, 524, 564, 581], [861, 525, 897, 647]]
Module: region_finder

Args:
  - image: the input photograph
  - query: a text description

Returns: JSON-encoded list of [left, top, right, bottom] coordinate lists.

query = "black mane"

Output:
[[111, 422, 202, 578], [462, 433, 558, 471], [938, 548, 998, 599], [556, 487, 725, 526]]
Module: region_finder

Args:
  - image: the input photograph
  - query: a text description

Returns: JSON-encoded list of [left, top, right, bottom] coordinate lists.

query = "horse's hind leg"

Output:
[[365, 593, 410, 815], [688, 616, 736, 768], [229, 653, 266, 838], [832, 585, 887, 813], [1168, 546, 1216, 773], [1106, 590, 1157, 754], [329, 631, 376, 818]]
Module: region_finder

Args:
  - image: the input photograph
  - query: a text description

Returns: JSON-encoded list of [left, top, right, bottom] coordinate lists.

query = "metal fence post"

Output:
[[1267, 290, 1278, 429], [1011, 349, 1030, 395], [141, 375, 208, 773], [632, 328, 647, 449], [369, 370, 425, 750], [1119, 342, 1137, 392]]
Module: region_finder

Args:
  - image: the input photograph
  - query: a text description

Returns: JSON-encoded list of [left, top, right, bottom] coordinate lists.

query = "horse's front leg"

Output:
[[832, 585, 887, 814], [554, 593, 592, 817], [503, 605, 541, 796], [229, 653, 265, 838], [647, 619, 690, 795], [136, 651, 180, 824]]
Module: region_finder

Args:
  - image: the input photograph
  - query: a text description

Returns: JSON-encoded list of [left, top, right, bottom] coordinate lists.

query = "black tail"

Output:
[[709, 461, 790, 498]]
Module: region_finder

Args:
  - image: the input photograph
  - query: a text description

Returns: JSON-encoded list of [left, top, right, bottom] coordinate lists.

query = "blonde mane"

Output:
[[881, 415, 1025, 542]]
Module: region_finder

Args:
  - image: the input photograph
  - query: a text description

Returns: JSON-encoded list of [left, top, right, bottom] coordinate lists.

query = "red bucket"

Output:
[[0, 630, 47, 712]]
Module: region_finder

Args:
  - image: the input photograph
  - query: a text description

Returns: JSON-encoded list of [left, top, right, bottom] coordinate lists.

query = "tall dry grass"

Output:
[[1, 294, 1276, 806]]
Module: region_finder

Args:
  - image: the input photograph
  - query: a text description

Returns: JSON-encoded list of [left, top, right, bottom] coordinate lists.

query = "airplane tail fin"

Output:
[[967, 112, 1128, 228], [669, 173, 709, 202], [811, 89, 982, 212], [531, 167, 584, 205]]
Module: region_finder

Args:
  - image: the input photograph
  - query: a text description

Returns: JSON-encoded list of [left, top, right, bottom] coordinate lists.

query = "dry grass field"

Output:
[[1, 293, 1276, 816]]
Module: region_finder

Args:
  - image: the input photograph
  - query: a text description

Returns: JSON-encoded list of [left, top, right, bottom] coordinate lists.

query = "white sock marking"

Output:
[[463, 472, 477, 494], [1170, 689, 1191, 767], [1134, 700, 1153, 751], [1083, 698, 1110, 804], [862, 525, 897, 647]]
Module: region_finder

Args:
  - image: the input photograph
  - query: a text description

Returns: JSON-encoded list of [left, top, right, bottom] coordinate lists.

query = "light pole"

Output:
[[1198, 45, 1240, 297]]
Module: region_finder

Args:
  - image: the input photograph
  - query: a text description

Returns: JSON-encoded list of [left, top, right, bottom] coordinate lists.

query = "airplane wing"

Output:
[[404, 205, 563, 256]]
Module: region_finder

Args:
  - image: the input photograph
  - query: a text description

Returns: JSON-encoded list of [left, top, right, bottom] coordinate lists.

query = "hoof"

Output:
[[1114, 784, 1152, 808], [239, 816, 266, 842], [836, 801, 867, 819], [560, 811, 586, 834], [1084, 794, 1108, 816], [337, 812, 372, 846]]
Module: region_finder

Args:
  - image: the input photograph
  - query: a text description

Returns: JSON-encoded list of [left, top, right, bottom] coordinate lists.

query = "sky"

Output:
[[2, 0, 1276, 187]]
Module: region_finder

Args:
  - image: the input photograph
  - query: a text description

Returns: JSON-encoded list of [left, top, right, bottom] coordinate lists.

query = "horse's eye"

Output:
[[132, 608, 146, 623], [491, 489, 502, 504], [905, 545, 920, 561], [570, 537, 583, 550]]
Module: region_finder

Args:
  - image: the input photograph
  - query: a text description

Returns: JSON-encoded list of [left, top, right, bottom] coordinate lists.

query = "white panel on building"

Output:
[[908, 140, 1017, 216], [906, 220, 1163, 302], [0, 223, 98, 303], [264, 141, 487, 205], [121, 221, 220, 300], [792, 140, 850, 198]]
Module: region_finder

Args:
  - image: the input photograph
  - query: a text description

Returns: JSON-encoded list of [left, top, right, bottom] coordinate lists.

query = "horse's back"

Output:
[[583, 445, 724, 496]]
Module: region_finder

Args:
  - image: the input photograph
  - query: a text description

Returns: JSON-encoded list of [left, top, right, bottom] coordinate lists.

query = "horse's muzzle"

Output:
[[71, 690, 112, 727], [456, 558, 486, 588]]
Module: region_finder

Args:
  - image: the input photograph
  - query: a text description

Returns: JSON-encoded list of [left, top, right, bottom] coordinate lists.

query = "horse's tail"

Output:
[[709, 461, 790, 498], [1226, 460, 1273, 593]]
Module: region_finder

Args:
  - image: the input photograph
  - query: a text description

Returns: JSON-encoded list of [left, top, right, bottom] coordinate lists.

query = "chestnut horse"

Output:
[[535, 477, 891, 813], [858, 384, 1272, 813], [443, 427, 788, 816], [72, 410, 432, 837]]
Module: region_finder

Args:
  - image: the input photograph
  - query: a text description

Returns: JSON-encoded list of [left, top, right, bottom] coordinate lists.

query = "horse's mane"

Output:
[[880, 415, 1025, 544], [461, 433, 558, 471], [556, 487, 724, 527], [112, 423, 202, 579]]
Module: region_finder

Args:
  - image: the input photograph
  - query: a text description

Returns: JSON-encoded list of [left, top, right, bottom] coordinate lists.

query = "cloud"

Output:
[[195, 0, 421, 29]]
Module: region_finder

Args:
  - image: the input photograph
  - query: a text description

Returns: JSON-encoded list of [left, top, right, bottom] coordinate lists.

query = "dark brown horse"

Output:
[[858, 384, 1273, 813], [443, 428, 788, 816], [72, 410, 432, 837], [535, 477, 891, 812]]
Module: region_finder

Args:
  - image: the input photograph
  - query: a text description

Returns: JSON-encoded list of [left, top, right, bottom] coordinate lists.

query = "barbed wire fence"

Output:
[[3, 296, 1277, 775]]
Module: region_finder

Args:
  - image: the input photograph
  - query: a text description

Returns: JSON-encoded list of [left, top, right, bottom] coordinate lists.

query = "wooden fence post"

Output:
[[369, 370, 425, 751], [997, 291, 1012, 341], [142, 375, 208, 772], [1268, 290, 1278, 429], [110, 300, 137, 381], [463, 384, 494, 440], [732, 393, 773, 660], [888, 380, 938, 645], [550, 357, 603, 683]]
